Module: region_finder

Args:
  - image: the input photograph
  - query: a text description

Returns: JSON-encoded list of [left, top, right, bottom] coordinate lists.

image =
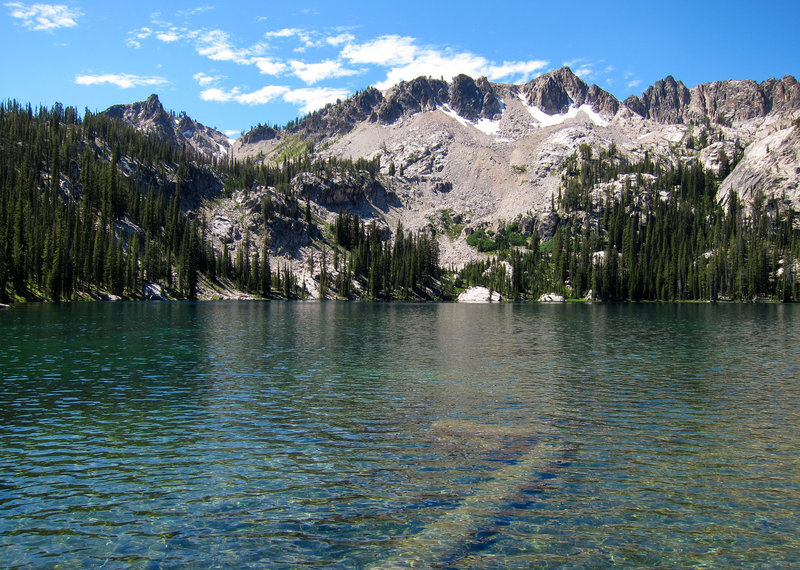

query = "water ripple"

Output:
[[1, 302, 799, 566]]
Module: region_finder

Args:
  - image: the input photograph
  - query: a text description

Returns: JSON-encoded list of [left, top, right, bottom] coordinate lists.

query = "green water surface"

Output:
[[1, 302, 799, 567]]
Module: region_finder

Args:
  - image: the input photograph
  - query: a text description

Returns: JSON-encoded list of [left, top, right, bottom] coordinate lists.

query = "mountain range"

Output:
[[2, 66, 799, 302], [105, 67, 799, 271]]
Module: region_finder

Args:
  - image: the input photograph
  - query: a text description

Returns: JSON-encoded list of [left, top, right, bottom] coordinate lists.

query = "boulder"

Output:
[[458, 286, 501, 303], [144, 283, 167, 300], [538, 293, 565, 302]]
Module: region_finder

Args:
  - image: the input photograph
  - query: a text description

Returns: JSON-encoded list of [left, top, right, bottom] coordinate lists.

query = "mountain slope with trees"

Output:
[[2, 68, 799, 303]]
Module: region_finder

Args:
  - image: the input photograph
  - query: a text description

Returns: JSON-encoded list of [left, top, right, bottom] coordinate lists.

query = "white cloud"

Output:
[[283, 87, 350, 113], [195, 29, 257, 64], [126, 26, 152, 48], [75, 73, 168, 89], [290, 59, 359, 84], [265, 27, 302, 38], [176, 5, 214, 18], [200, 85, 290, 106], [486, 60, 548, 83], [193, 71, 223, 86], [5, 2, 81, 31], [156, 29, 182, 42], [325, 33, 354, 46], [627, 79, 642, 90], [342, 35, 418, 66], [254, 57, 287, 75], [343, 35, 547, 89], [199, 87, 239, 102], [237, 85, 290, 105]]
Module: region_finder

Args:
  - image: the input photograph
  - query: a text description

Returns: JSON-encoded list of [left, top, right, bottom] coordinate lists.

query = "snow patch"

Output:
[[518, 94, 608, 128], [662, 125, 686, 143], [579, 105, 609, 127], [182, 129, 194, 138], [438, 105, 502, 136], [474, 117, 501, 135]]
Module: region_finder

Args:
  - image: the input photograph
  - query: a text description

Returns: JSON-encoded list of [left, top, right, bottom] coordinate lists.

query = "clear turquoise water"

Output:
[[1, 302, 799, 567]]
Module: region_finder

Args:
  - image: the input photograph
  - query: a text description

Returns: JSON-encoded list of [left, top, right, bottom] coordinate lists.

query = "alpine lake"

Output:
[[1, 301, 799, 567]]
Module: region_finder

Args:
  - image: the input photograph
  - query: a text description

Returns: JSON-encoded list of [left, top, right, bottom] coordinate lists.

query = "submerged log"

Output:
[[375, 420, 559, 567]]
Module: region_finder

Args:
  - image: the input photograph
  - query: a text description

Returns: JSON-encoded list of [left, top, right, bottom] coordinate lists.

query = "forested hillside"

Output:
[[456, 144, 800, 301], [2, 96, 799, 303], [0, 101, 441, 302], [0, 100, 217, 302]]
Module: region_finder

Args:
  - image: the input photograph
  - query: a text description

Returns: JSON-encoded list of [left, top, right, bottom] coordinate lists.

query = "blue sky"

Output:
[[3, 1, 798, 137]]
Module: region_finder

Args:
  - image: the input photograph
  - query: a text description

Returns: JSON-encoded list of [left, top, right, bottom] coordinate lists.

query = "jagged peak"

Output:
[[101, 94, 230, 157], [624, 74, 800, 124], [519, 66, 619, 116]]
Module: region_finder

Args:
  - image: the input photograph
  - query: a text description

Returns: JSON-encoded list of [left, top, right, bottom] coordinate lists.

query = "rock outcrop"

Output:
[[624, 75, 800, 124], [103, 94, 231, 157], [377, 77, 449, 124], [107, 68, 800, 278], [520, 67, 619, 116]]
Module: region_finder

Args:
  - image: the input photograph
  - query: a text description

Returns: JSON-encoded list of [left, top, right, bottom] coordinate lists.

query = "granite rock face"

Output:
[[104, 68, 800, 278], [520, 67, 619, 115], [103, 94, 231, 158], [377, 77, 449, 124], [449, 74, 502, 121], [624, 75, 800, 124]]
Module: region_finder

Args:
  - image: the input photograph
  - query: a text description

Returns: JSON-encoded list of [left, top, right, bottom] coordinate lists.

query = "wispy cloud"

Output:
[[290, 59, 359, 84], [155, 28, 183, 43], [176, 5, 214, 18], [254, 58, 287, 76], [342, 35, 547, 88], [627, 79, 642, 90], [325, 33, 354, 46], [341, 35, 418, 67], [195, 29, 267, 64], [265, 27, 302, 38], [126, 26, 152, 49], [283, 87, 350, 113], [200, 85, 289, 105], [563, 58, 594, 79], [124, 21, 563, 116], [5, 2, 81, 31], [486, 60, 549, 82], [193, 71, 224, 86], [75, 73, 169, 89], [200, 83, 348, 113], [237, 85, 291, 105]]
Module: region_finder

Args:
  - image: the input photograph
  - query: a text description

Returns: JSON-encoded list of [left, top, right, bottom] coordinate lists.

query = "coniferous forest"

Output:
[[0, 101, 439, 303], [456, 144, 800, 302], [1, 101, 799, 303]]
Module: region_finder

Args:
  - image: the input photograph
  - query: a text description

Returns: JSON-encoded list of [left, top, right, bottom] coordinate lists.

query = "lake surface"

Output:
[[1, 301, 799, 567]]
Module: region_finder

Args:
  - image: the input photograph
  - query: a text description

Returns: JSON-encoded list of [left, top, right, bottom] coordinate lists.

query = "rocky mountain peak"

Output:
[[102, 94, 231, 158], [377, 77, 449, 124], [624, 74, 800, 125], [298, 86, 383, 135], [625, 76, 696, 123], [449, 74, 502, 121], [520, 67, 619, 116], [143, 93, 163, 114], [105, 92, 170, 128]]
